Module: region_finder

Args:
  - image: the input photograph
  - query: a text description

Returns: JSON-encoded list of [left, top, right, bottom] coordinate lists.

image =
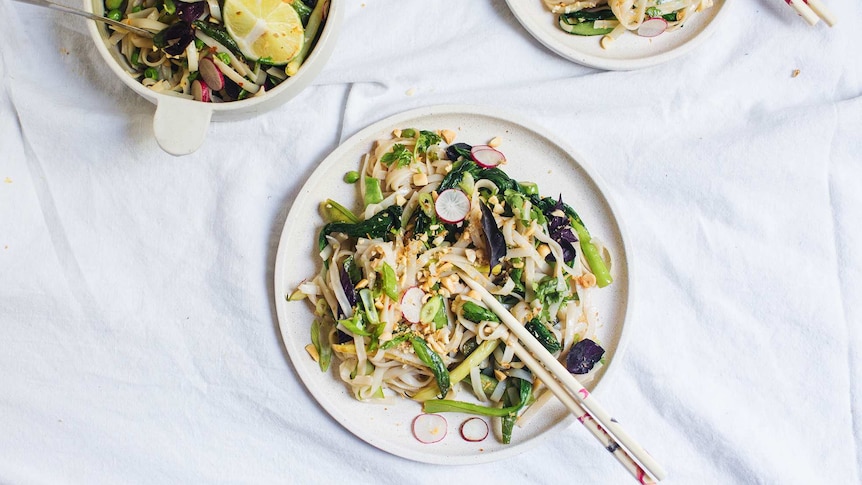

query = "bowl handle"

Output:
[[152, 97, 212, 156]]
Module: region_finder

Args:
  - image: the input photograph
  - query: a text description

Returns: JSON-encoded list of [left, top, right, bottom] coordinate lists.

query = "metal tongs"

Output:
[[12, 0, 154, 37]]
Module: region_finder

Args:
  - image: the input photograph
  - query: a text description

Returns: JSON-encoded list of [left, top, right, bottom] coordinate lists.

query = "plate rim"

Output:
[[505, 0, 732, 70], [273, 104, 635, 464]]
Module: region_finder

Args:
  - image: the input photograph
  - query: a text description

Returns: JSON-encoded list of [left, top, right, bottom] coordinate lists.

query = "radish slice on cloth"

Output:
[[637, 17, 668, 37], [412, 414, 448, 443], [459, 417, 489, 442], [470, 146, 506, 168], [435, 189, 470, 223], [400, 287, 426, 323], [198, 57, 225, 90], [191, 79, 210, 102]]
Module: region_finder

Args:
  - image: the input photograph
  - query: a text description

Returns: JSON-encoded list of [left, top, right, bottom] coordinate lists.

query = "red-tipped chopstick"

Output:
[[785, 0, 836, 26]]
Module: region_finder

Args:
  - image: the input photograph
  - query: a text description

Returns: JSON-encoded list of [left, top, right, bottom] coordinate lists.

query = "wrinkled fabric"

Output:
[[1, 0, 860, 483]]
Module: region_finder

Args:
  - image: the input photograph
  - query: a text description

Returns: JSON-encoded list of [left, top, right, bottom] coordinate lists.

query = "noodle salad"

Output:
[[292, 128, 613, 444], [102, 0, 327, 102], [544, 0, 714, 47]]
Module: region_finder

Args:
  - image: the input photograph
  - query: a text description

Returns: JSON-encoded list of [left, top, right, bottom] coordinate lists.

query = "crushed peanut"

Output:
[[305, 344, 320, 362], [441, 129, 456, 144], [413, 172, 429, 186], [488, 136, 502, 148], [578, 273, 597, 288], [354, 278, 369, 290]]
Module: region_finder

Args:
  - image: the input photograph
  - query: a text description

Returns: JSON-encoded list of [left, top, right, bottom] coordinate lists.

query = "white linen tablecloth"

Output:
[[1, 0, 860, 483]]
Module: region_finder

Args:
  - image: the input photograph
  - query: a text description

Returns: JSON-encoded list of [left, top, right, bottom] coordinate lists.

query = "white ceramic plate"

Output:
[[507, 0, 730, 70], [273, 105, 632, 464]]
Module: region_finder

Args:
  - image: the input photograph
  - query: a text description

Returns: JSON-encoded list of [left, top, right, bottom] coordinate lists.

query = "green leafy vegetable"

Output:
[[411, 336, 450, 398], [534, 276, 565, 321], [338, 311, 370, 337], [525, 318, 561, 353], [412, 340, 499, 401], [461, 301, 500, 323], [380, 144, 413, 167], [414, 130, 442, 160], [318, 205, 402, 252], [192, 20, 245, 59]]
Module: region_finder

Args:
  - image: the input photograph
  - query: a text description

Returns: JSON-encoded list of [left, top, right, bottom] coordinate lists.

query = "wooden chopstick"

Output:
[[460, 275, 667, 483], [507, 337, 657, 484], [785, 0, 836, 26], [804, 0, 836, 26]]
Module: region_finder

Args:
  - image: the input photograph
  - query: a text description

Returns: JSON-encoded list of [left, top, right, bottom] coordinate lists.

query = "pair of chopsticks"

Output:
[[460, 275, 666, 484], [785, 0, 836, 26]]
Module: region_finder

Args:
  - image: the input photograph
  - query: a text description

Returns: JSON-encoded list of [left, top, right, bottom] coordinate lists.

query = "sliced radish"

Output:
[[412, 413, 448, 444], [191, 79, 210, 102], [470, 146, 506, 168], [435, 189, 470, 224], [198, 57, 225, 91], [637, 17, 668, 37], [459, 417, 489, 442], [400, 286, 426, 323]]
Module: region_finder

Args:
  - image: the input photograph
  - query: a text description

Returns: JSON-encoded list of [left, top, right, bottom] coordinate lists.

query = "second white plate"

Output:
[[273, 105, 632, 464], [507, 0, 730, 70]]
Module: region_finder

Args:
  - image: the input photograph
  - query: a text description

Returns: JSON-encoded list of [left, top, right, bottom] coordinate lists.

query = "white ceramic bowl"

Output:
[[84, 0, 341, 155]]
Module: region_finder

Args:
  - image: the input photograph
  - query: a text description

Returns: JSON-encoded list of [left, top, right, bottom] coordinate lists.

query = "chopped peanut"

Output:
[[354, 278, 369, 290], [488, 136, 502, 148], [537, 244, 551, 258], [305, 344, 320, 362], [413, 172, 429, 186], [441, 129, 456, 144], [578, 273, 597, 288]]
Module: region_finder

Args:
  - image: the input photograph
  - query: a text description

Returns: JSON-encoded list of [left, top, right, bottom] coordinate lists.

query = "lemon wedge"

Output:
[[223, 0, 304, 65]]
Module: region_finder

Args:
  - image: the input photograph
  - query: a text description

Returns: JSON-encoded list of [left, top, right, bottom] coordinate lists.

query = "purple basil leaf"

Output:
[[546, 239, 576, 264], [566, 339, 605, 374], [480, 201, 506, 274], [543, 195, 578, 264], [153, 21, 194, 56], [176, 0, 206, 22], [338, 265, 357, 308]]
